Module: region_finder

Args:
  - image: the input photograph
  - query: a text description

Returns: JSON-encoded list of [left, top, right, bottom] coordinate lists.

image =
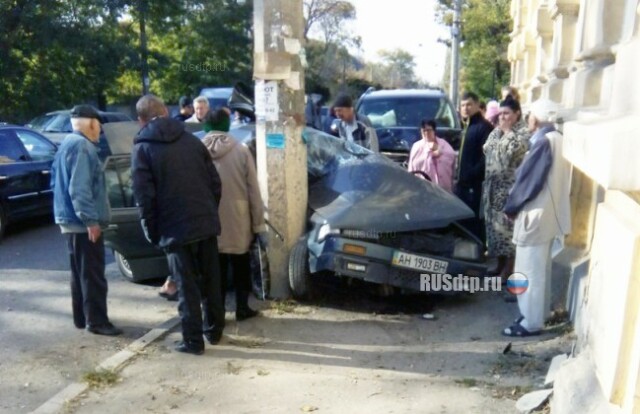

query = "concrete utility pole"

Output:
[[253, 0, 307, 298], [449, 0, 463, 109]]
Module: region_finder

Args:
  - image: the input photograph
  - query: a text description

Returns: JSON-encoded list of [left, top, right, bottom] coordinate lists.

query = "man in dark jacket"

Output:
[[455, 91, 494, 242], [131, 94, 224, 355]]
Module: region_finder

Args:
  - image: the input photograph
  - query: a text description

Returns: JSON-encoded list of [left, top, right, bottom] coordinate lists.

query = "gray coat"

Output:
[[202, 132, 266, 254]]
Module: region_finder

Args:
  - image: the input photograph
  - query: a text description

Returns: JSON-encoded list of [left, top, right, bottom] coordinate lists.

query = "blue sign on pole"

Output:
[[266, 133, 285, 149]]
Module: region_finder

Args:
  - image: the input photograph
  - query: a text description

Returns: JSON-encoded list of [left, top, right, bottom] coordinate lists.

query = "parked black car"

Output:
[[356, 88, 462, 166], [0, 125, 58, 239]]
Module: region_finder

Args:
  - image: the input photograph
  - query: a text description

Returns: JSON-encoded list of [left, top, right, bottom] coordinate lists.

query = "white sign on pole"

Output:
[[255, 80, 279, 122]]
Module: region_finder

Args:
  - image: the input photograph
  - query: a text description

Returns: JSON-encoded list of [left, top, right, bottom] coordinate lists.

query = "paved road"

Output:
[[0, 219, 175, 414]]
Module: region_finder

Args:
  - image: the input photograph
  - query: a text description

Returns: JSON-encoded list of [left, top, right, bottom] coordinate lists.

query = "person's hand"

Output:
[[503, 213, 515, 222], [87, 225, 102, 243], [256, 232, 269, 249]]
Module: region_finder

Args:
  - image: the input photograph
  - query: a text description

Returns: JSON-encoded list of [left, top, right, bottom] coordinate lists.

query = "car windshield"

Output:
[[27, 114, 56, 131], [358, 97, 457, 129], [43, 113, 72, 133]]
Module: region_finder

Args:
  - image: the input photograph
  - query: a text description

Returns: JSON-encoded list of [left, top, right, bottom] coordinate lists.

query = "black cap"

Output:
[[179, 96, 192, 108], [333, 94, 353, 108], [70, 105, 101, 121]]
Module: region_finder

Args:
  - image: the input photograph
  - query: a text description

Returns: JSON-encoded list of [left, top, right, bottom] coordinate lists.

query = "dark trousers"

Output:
[[219, 253, 252, 311], [66, 233, 109, 328], [454, 184, 485, 244], [165, 237, 225, 346]]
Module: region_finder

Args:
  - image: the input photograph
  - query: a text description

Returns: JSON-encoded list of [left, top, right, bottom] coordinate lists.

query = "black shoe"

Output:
[[204, 330, 223, 345], [86, 323, 123, 336], [74, 322, 86, 329], [158, 291, 178, 301], [175, 341, 204, 355], [236, 308, 259, 321]]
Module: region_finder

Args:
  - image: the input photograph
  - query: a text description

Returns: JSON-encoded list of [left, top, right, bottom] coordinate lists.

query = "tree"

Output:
[[435, 0, 511, 100], [377, 49, 418, 89], [303, 0, 355, 43]]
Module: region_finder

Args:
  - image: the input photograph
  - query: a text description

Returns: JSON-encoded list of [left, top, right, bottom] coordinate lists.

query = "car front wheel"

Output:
[[288, 238, 311, 299], [114, 251, 135, 281]]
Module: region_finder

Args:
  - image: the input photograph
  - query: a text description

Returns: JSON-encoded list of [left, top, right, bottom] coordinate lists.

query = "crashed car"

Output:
[[100, 120, 486, 294], [285, 128, 486, 298]]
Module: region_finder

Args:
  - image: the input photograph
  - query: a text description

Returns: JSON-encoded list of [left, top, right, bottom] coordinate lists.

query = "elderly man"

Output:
[[51, 105, 122, 336], [185, 95, 209, 123], [131, 95, 225, 355], [501, 98, 571, 337], [333, 94, 379, 152]]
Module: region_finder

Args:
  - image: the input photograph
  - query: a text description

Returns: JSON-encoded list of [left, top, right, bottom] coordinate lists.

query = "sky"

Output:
[[346, 0, 450, 86]]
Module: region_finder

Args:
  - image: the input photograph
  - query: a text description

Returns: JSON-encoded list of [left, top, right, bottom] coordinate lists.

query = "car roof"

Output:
[[360, 89, 447, 99], [44, 109, 130, 117]]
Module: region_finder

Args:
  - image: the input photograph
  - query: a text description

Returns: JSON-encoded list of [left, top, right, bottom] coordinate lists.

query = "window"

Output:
[[15, 130, 56, 161], [0, 130, 25, 163], [104, 156, 135, 208], [359, 96, 457, 129], [43, 114, 72, 133]]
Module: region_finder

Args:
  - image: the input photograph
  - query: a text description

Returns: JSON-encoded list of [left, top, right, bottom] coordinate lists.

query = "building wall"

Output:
[[509, 1, 640, 412]]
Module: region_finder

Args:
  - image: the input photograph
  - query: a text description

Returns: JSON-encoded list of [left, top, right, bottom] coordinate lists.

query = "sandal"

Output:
[[502, 321, 541, 337]]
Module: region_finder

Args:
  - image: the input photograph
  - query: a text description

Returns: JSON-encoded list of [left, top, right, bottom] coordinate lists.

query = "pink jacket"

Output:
[[407, 137, 456, 192]]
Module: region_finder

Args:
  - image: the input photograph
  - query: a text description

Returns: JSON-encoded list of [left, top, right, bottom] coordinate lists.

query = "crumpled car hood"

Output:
[[304, 128, 473, 232]]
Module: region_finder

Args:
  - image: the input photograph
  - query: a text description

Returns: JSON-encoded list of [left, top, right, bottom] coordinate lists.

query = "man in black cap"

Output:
[[174, 96, 194, 122], [333, 94, 379, 152], [51, 105, 122, 336], [131, 94, 225, 355]]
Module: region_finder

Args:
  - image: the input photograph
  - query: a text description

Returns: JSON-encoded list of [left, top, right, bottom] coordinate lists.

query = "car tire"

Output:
[[288, 238, 311, 299], [0, 203, 6, 242], [115, 251, 135, 281]]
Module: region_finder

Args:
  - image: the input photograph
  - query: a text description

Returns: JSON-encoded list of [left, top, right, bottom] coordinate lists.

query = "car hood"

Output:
[[375, 127, 420, 152], [304, 128, 472, 232]]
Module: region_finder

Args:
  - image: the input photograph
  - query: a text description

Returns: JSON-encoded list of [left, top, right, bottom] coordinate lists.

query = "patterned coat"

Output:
[[481, 120, 530, 256]]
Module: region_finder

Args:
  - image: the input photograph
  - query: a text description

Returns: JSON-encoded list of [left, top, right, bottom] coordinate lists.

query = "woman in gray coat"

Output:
[[202, 109, 267, 320]]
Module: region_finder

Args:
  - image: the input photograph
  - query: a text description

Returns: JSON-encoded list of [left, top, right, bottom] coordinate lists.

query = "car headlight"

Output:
[[317, 223, 339, 242], [453, 238, 480, 260]]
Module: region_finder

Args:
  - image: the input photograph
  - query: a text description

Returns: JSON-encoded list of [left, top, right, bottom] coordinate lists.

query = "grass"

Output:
[[82, 369, 120, 388], [270, 299, 298, 314], [226, 335, 270, 348]]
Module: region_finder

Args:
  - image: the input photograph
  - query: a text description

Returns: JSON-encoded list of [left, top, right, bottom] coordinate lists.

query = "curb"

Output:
[[30, 317, 181, 414]]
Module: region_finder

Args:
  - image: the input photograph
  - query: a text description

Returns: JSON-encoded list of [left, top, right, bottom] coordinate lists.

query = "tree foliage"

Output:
[[435, 0, 512, 100], [0, 0, 252, 123]]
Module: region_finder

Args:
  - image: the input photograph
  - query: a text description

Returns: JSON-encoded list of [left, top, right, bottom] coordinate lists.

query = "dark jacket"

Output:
[[503, 125, 554, 216], [131, 117, 222, 249], [456, 112, 493, 188]]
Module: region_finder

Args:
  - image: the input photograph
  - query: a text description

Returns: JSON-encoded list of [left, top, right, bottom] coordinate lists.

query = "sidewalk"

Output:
[[58, 290, 565, 414]]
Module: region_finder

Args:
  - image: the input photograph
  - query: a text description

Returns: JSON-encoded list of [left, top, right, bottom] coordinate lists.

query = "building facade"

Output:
[[509, 0, 640, 412]]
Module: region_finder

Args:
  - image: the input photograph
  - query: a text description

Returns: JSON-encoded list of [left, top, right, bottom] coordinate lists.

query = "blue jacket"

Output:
[[51, 132, 110, 229]]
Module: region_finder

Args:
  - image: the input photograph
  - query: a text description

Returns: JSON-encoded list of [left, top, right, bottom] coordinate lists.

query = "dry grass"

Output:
[[82, 369, 120, 388]]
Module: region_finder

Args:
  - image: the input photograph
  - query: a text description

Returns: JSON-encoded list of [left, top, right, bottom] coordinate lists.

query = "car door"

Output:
[[0, 129, 45, 217], [13, 129, 57, 214]]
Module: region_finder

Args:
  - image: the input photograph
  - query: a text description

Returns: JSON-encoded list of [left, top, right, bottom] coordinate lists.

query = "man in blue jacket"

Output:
[[51, 105, 122, 336], [131, 94, 225, 355]]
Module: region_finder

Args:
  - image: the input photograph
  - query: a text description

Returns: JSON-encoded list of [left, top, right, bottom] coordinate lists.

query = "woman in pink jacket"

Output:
[[407, 119, 456, 192]]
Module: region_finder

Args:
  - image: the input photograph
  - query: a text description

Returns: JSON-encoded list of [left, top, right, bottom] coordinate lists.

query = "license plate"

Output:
[[391, 251, 449, 273]]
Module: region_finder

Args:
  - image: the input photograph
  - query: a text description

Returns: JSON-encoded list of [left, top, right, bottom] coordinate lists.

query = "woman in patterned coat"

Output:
[[482, 96, 530, 279]]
